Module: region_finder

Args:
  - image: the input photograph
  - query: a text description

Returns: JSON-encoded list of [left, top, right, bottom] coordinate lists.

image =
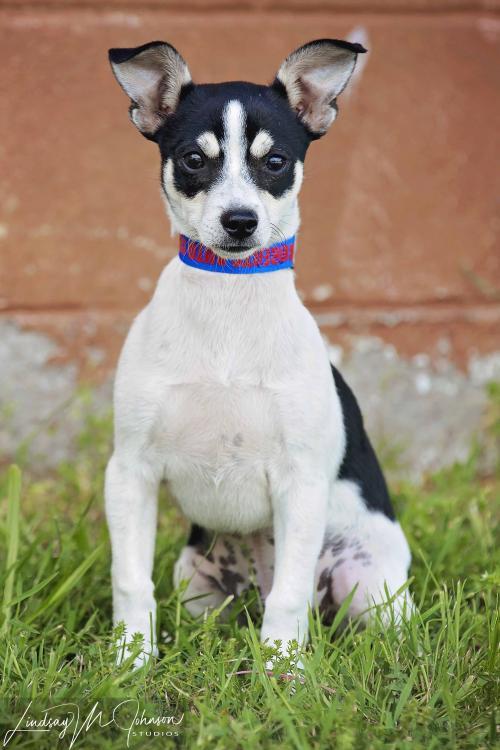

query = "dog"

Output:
[[105, 38, 412, 668]]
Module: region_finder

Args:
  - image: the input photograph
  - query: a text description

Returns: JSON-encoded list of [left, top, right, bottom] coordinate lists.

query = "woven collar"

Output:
[[178, 234, 295, 274]]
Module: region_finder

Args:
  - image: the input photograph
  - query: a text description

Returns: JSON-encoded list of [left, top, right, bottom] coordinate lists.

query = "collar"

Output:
[[178, 234, 295, 274]]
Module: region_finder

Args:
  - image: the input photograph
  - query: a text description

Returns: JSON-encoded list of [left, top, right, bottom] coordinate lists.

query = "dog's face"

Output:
[[158, 83, 310, 257], [109, 39, 364, 257]]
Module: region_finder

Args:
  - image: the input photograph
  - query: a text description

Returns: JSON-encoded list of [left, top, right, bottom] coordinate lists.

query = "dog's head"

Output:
[[109, 39, 364, 258]]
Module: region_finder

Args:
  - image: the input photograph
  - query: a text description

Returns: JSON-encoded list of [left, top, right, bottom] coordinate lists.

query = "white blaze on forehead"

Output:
[[196, 131, 220, 158], [222, 100, 247, 178], [250, 129, 274, 158]]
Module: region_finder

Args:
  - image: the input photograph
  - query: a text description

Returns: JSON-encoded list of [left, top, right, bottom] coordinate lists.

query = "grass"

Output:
[[0, 409, 498, 749]]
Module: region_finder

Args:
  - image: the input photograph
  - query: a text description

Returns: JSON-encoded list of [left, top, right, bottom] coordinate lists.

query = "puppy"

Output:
[[105, 39, 412, 667]]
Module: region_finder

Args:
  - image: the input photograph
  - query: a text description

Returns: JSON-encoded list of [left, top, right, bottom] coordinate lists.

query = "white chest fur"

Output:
[[113, 258, 345, 534]]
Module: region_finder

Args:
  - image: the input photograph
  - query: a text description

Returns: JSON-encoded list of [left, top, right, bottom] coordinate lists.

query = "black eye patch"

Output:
[[164, 142, 223, 199], [247, 151, 296, 197], [243, 93, 310, 198]]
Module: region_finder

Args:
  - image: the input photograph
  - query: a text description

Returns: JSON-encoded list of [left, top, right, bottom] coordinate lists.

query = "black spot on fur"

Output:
[[223, 540, 237, 566], [317, 568, 331, 592], [321, 533, 347, 557], [331, 537, 347, 555], [353, 551, 371, 562], [220, 568, 245, 596], [317, 567, 338, 624]]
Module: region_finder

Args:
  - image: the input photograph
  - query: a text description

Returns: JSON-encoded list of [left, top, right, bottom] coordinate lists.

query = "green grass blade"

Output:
[[393, 665, 418, 725], [3, 571, 59, 609], [1, 465, 21, 633], [25, 542, 105, 625]]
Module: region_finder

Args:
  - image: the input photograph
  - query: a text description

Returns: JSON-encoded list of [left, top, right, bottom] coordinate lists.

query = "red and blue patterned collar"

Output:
[[178, 234, 295, 274]]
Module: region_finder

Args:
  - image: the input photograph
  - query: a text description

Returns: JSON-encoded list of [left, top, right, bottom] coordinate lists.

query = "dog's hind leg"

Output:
[[174, 527, 251, 617], [314, 367, 413, 627], [315, 479, 413, 627], [174, 527, 276, 618]]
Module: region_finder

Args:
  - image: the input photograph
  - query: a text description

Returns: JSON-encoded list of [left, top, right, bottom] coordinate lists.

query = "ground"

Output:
[[0, 408, 498, 750]]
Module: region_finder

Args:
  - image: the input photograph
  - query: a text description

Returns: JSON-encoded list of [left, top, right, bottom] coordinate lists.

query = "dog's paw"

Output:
[[262, 635, 304, 675], [113, 628, 158, 669]]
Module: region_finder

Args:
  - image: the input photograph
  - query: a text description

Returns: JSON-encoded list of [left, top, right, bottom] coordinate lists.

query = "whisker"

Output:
[[269, 223, 287, 245]]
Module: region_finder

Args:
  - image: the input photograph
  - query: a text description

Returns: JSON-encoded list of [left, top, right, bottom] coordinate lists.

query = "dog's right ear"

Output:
[[273, 39, 366, 138], [109, 41, 192, 140]]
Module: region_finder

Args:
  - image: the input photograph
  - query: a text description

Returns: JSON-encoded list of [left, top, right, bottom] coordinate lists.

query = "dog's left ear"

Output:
[[109, 41, 192, 140], [273, 39, 366, 138]]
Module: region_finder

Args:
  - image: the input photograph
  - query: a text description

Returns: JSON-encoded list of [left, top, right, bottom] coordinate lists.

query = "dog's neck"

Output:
[[178, 235, 296, 275]]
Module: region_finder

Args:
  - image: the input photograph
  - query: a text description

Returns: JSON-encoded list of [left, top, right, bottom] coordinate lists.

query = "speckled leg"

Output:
[[315, 480, 412, 625], [173, 530, 276, 618]]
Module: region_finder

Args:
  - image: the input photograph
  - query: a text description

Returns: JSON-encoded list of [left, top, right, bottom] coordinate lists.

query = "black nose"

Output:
[[221, 210, 258, 241]]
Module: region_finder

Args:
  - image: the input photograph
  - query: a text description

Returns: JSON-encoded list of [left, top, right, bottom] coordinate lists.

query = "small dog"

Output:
[[105, 38, 412, 667]]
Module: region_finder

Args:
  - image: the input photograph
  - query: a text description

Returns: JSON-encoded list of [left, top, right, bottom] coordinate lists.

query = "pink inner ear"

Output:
[[295, 77, 315, 114], [294, 76, 335, 133], [131, 101, 163, 136]]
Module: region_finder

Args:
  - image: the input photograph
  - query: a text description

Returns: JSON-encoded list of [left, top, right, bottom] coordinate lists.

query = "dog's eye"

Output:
[[265, 154, 287, 173], [182, 152, 205, 172]]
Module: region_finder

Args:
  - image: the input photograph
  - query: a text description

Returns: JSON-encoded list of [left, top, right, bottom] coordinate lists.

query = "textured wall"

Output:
[[0, 1, 499, 473]]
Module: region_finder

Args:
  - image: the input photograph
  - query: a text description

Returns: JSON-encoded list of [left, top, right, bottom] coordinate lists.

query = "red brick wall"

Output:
[[1, 0, 499, 379]]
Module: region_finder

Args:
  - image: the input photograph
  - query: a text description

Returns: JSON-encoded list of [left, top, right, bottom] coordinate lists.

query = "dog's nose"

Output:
[[220, 210, 258, 241]]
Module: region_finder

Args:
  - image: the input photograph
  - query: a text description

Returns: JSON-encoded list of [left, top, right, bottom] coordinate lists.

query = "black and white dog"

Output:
[[105, 39, 412, 667]]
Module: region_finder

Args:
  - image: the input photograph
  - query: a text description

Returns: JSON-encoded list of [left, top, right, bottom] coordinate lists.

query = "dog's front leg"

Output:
[[105, 453, 160, 666], [261, 474, 328, 667]]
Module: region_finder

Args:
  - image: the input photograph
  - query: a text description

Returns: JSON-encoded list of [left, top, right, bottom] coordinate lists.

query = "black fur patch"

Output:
[[220, 568, 245, 596], [332, 365, 395, 520], [108, 40, 167, 66], [317, 567, 338, 625], [187, 523, 206, 547], [291, 38, 366, 55]]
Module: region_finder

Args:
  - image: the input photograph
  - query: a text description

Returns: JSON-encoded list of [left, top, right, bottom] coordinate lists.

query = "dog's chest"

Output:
[[126, 261, 340, 533], [154, 377, 281, 532]]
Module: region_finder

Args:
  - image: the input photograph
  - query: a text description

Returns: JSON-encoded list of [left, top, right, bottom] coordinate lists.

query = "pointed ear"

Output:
[[273, 39, 366, 138], [109, 41, 192, 140]]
